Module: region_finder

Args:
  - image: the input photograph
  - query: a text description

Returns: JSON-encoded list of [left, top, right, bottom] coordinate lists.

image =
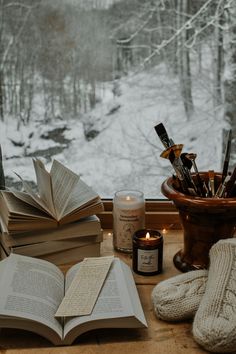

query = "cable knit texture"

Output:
[[193, 238, 236, 353], [151, 269, 208, 321]]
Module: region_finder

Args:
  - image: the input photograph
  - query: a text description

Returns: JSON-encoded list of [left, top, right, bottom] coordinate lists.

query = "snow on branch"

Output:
[[4, 2, 38, 9], [115, 10, 155, 45], [141, 0, 233, 67]]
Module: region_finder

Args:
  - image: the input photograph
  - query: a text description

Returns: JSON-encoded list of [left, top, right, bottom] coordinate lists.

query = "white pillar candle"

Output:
[[113, 190, 145, 253]]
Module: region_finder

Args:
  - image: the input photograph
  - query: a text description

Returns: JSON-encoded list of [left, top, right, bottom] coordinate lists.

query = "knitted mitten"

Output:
[[151, 269, 208, 322], [193, 238, 236, 353]]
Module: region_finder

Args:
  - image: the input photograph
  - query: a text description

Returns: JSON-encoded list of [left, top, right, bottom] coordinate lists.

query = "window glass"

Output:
[[0, 0, 235, 198]]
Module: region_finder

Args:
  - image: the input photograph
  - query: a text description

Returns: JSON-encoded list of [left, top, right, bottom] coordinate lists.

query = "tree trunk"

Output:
[[213, 4, 224, 109], [0, 70, 4, 120], [0, 0, 4, 121], [177, 0, 194, 120], [223, 3, 236, 169]]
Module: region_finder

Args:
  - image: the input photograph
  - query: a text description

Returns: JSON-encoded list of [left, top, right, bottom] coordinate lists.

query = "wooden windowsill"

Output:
[[98, 199, 181, 230]]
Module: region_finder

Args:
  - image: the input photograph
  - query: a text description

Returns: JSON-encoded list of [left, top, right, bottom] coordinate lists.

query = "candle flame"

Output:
[[126, 196, 131, 201], [146, 232, 150, 240], [162, 228, 167, 234]]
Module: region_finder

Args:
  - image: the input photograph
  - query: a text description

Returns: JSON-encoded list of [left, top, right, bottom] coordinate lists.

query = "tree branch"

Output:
[[140, 0, 231, 67]]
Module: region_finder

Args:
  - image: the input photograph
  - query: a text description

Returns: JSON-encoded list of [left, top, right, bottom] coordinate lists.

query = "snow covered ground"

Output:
[[0, 60, 229, 198]]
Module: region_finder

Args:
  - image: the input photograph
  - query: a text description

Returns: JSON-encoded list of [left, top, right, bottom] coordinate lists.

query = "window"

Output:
[[0, 0, 235, 199]]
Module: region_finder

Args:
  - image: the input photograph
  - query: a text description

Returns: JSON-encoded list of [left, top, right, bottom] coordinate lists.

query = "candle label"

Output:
[[137, 249, 158, 272], [113, 207, 145, 250]]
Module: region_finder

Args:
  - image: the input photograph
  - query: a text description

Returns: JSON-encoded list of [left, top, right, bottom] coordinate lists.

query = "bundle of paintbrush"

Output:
[[154, 123, 236, 198]]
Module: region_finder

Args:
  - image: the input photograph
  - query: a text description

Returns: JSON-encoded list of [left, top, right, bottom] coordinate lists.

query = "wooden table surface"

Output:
[[0, 230, 213, 354]]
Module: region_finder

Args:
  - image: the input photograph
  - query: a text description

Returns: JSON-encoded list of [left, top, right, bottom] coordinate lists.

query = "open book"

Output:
[[0, 254, 147, 345], [0, 159, 104, 233]]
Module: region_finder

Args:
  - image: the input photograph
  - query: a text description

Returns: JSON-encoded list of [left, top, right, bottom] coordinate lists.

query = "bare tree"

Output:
[[212, 1, 224, 108], [223, 1, 236, 167], [177, 0, 194, 119], [0, 1, 37, 122]]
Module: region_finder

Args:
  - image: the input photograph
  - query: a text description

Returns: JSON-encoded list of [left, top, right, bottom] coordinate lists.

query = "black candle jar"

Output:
[[132, 229, 163, 276]]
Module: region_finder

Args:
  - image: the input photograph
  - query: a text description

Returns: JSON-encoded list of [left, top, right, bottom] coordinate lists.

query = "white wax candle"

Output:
[[113, 190, 145, 252]]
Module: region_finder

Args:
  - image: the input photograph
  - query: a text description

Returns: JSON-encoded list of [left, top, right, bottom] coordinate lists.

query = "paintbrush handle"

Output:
[[222, 129, 232, 182], [0, 145, 5, 190], [154, 123, 174, 148]]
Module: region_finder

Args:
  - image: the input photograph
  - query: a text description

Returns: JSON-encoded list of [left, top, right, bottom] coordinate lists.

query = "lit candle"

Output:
[[113, 190, 145, 253], [132, 229, 163, 275]]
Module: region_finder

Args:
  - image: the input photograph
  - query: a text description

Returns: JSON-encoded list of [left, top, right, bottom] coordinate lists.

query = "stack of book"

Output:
[[0, 159, 104, 265]]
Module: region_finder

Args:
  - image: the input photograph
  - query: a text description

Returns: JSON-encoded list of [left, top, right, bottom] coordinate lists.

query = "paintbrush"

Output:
[[185, 153, 208, 197], [180, 153, 198, 194], [167, 148, 198, 195], [225, 166, 236, 197], [154, 123, 174, 148], [0, 145, 5, 190], [160, 146, 198, 195], [208, 170, 215, 197], [168, 149, 189, 194], [215, 174, 231, 198], [221, 129, 232, 183]]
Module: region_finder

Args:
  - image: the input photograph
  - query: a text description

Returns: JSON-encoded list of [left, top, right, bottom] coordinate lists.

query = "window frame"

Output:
[[98, 199, 181, 230]]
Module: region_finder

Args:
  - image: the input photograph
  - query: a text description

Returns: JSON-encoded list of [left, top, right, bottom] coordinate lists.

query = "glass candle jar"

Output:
[[113, 190, 145, 253], [132, 229, 163, 275]]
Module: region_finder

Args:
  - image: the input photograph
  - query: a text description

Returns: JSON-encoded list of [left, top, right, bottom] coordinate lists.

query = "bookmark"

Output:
[[55, 256, 114, 317]]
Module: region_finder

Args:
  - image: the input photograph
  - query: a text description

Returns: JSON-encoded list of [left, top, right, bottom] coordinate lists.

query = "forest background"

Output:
[[0, 0, 235, 198]]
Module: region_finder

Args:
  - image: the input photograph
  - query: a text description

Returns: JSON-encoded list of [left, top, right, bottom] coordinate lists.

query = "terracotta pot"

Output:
[[161, 172, 236, 272]]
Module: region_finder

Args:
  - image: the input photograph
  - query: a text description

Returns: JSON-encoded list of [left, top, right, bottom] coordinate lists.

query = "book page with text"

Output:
[[33, 159, 56, 217], [0, 254, 64, 337], [12, 174, 55, 218], [11, 190, 48, 213], [63, 258, 139, 337], [61, 179, 100, 217], [50, 160, 80, 220]]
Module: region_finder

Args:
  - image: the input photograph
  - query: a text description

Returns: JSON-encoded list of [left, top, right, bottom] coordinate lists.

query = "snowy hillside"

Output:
[[0, 61, 229, 198]]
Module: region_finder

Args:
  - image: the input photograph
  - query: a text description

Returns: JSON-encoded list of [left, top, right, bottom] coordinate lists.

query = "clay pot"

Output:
[[161, 172, 236, 272]]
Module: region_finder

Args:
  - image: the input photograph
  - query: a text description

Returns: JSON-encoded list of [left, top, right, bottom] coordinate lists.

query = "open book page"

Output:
[[33, 159, 56, 217], [59, 202, 103, 225], [55, 256, 114, 317], [0, 215, 8, 233], [63, 258, 147, 339], [0, 192, 57, 231], [13, 173, 55, 218], [120, 260, 147, 326], [0, 242, 8, 260], [50, 160, 80, 220], [61, 179, 101, 219], [0, 254, 64, 338], [10, 190, 54, 218]]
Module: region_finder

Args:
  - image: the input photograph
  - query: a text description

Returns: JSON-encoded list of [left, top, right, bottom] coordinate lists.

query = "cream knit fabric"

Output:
[[193, 238, 236, 353], [151, 269, 208, 321]]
